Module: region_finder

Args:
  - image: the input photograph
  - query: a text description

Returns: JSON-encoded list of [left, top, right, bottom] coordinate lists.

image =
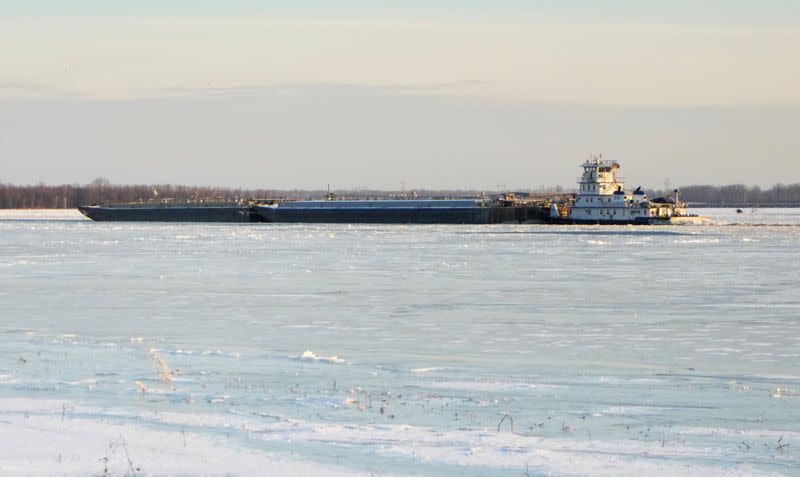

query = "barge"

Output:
[[252, 198, 547, 224], [78, 201, 261, 222], [78, 196, 549, 224]]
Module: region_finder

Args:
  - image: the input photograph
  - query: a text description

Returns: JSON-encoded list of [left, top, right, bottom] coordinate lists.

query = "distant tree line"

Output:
[[0, 178, 274, 209], [648, 183, 800, 206], [1, 178, 799, 208], [0, 178, 486, 209]]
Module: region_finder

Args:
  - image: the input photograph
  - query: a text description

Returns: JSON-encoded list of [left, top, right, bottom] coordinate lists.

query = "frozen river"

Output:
[[1, 209, 798, 476]]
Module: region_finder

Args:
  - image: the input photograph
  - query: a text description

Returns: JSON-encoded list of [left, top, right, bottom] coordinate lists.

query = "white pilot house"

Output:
[[550, 156, 687, 224]]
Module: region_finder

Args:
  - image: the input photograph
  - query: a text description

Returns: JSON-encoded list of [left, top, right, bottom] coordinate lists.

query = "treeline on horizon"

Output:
[[0, 178, 486, 209], [668, 183, 800, 205], [1, 178, 799, 208]]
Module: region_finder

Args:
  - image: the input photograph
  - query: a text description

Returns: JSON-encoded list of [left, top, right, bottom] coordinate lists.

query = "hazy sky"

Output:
[[1, 1, 798, 189]]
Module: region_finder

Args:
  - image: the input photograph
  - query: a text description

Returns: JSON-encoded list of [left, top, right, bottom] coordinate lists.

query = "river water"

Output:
[[1, 209, 798, 476]]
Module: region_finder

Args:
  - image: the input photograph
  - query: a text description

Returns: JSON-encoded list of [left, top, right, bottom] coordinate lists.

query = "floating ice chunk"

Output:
[[293, 395, 342, 408], [427, 381, 564, 392], [344, 396, 358, 405], [149, 349, 173, 382], [298, 350, 345, 365], [411, 367, 449, 373], [202, 350, 241, 359], [771, 387, 798, 397]]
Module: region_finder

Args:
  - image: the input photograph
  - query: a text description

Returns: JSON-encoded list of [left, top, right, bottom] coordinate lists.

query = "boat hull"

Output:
[[78, 205, 260, 222], [253, 205, 549, 224], [548, 215, 709, 225]]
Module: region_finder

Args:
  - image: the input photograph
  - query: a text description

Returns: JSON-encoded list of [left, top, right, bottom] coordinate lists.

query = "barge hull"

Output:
[[255, 206, 489, 224], [548, 217, 667, 225], [78, 205, 259, 222], [77, 201, 552, 224], [253, 205, 549, 224]]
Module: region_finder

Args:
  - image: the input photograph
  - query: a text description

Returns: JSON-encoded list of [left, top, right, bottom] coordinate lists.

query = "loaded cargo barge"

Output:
[[252, 199, 547, 224], [79, 197, 549, 224], [78, 201, 260, 222]]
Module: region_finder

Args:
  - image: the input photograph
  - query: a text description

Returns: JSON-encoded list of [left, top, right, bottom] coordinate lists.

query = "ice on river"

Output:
[[0, 209, 798, 476]]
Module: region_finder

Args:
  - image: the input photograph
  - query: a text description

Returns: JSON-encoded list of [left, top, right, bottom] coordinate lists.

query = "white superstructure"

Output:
[[550, 155, 685, 223]]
